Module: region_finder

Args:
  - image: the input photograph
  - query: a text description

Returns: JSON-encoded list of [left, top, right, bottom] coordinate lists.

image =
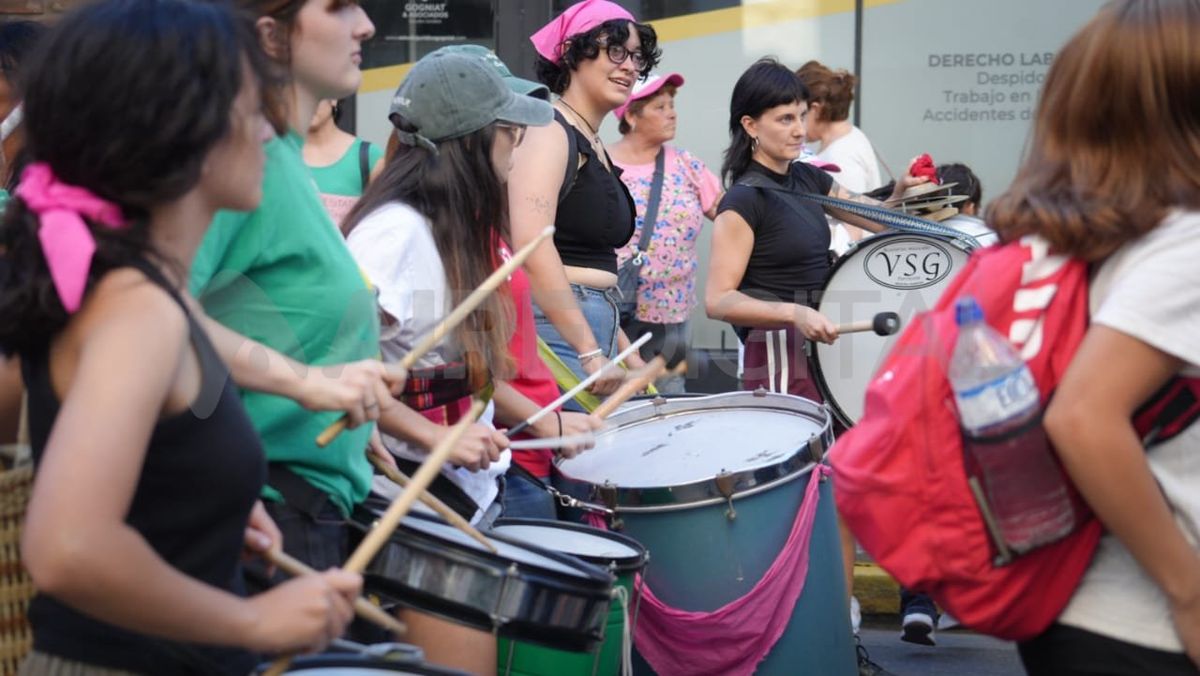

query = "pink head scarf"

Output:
[[15, 162, 127, 314], [530, 0, 635, 64]]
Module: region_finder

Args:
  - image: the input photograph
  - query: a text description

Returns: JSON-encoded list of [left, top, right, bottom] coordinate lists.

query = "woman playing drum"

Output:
[[1, 2, 360, 672], [704, 58, 921, 676]]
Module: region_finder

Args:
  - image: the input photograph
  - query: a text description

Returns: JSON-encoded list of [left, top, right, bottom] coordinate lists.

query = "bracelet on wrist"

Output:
[[554, 410, 563, 438], [578, 349, 603, 363]]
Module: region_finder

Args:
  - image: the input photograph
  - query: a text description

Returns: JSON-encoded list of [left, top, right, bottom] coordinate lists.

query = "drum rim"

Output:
[[812, 231, 974, 428], [352, 509, 616, 586], [490, 517, 649, 573], [554, 391, 833, 511], [259, 652, 467, 674]]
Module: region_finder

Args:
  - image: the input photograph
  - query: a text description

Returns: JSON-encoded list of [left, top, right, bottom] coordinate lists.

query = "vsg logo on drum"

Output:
[[862, 237, 956, 290]]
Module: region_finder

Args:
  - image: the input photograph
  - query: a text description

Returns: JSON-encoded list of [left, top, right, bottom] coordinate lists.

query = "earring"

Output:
[[751, 136, 759, 152]]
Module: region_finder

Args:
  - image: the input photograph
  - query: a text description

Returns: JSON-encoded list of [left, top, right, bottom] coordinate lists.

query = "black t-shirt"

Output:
[[553, 112, 636, 274], [718, 160, 835, 309], [22, 265, 265, 675]]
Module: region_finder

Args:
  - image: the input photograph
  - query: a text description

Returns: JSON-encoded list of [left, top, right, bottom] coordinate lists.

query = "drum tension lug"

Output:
[[715, 471, 737, 521], [599, 483, 623, 529], [752, 387, 768, 398]]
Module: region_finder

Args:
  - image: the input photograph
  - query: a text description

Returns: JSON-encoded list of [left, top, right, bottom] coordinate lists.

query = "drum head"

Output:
[[555, 391, 831, 510], [490, 518, 648, 573], [814, 233, 971, 427]]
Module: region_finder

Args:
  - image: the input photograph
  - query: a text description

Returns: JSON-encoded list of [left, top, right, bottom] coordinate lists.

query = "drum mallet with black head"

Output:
[[835, 311, 902, 336]]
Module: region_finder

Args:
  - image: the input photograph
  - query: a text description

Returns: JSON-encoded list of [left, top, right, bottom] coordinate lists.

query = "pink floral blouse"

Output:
[[614, 145, 722, 325]]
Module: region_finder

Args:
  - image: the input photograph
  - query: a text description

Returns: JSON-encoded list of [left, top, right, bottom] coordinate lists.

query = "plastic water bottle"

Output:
[[949, 297, 1078, 558]]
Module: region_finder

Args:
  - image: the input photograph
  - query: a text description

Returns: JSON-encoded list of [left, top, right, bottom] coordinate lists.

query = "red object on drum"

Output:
[[631, 466, 832, 676], [908, 153, 939, 183]]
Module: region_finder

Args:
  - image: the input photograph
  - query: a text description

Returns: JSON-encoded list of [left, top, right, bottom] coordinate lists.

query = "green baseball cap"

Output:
[[433, 44, 550, 101], [389, 52, 553, 152]]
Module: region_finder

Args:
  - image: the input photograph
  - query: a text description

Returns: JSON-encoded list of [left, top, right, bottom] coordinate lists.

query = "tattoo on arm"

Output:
[[526, 195, 554, 216]]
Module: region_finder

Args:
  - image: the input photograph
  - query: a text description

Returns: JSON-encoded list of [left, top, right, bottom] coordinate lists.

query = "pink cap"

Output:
[[805, 159, 842, 173], [530, 0, 635, 64], [613, 72, 684, 122]]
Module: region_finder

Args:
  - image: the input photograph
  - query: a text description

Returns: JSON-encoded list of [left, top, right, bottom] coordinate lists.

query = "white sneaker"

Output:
[[850, 595, 862, 635], [937, 612, 960, 630]]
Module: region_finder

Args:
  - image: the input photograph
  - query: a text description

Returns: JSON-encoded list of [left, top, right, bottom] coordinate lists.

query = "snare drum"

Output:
[[554, 391, 855, 676], [351, 508, 614, 653], [256, 644, 468, 674], [813, 232, 973, 427], [490, 520, 648, 676]]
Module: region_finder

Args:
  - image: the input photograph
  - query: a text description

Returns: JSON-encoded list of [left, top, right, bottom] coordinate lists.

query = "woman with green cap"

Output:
[[342, 50, 554, 673]]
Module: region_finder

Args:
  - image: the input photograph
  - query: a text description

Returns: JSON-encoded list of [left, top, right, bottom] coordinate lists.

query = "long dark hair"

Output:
[[721, 58, 810, 187], [343, 119, 515, 389], [0, 0, 269, 356], [989, 0, 1200, 261], [534, 18, 660, 95]]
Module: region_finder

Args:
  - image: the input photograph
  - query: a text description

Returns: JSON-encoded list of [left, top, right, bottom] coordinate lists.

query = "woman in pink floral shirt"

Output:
[[609, 73, 722, 392]]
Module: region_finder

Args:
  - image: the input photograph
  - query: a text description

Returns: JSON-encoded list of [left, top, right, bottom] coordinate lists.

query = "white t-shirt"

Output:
[[1057, 209, 1200, 652], [346, 201, 509, 524], [816, 126, 884, 255], [817, 126, 884, 195]]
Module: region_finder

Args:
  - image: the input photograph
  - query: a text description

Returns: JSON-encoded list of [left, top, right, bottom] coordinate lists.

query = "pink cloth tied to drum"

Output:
[[589, 465, 833, 676]]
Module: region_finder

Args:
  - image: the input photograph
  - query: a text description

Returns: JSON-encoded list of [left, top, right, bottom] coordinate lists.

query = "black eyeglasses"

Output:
[[495, 122, 526, 146], [601, 42, 647, 70]]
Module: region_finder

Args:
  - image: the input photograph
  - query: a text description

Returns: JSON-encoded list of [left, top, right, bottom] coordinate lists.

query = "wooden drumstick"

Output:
[[345, 399, 486, 573], [593, 356, 667, 420], [265, 401, 484, 676], [505, 332, 653, 439], [265, 549, 407, 637], [316, 226, 556, 447], [834, 311, 902, 337], [368, 453, 497, 554]]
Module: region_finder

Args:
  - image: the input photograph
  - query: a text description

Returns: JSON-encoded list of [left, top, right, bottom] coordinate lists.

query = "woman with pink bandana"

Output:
[[509, 0, 661, 405]]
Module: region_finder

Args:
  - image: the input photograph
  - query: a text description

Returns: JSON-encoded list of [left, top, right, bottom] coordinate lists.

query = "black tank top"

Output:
[[21, 262, 266, 675], [553, 111, 636, 274]]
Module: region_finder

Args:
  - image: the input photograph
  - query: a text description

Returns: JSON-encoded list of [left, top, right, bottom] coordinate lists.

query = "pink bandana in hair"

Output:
[[15, 162, 127, 314], [530, 0, 635, 64]]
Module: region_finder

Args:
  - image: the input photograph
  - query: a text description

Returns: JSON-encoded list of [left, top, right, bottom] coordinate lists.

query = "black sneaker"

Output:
[[901, 610, 936, 646], [856, 636, 898, 676], [899, 589, 939, 646]]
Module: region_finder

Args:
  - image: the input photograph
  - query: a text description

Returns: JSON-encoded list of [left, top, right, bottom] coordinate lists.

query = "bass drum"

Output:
[[813, 232, 973, 427]]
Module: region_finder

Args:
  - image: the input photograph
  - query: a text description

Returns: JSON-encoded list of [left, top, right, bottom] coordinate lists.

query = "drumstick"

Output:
[[345, 399, 486, 573], [265, 549, 407, 637], [368, 453, 497, 554], [316, 226, 556, 447], [505, 332, 653, 439], [593, 356, 667, 420], [834, 311, 902, 337], [507, 431, 599, 450], [264, 400, 484, 676]]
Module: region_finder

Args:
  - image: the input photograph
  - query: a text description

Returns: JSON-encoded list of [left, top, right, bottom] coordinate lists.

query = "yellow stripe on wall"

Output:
[[358, 0, 902, 93]]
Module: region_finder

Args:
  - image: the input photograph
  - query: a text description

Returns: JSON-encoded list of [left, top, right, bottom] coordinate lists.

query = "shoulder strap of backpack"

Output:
[[1134, 376, 1200, 447], [358, 140, 372, 192], [554, 109, 579, 205]]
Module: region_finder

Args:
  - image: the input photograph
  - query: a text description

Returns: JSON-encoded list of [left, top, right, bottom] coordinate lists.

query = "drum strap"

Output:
[[392, 455, 481, 520], [735, 173, 980, 247], [267, 462, 341, 521]]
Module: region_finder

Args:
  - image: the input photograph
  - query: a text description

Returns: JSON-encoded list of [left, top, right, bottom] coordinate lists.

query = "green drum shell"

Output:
[[493, 520, 648, 676]]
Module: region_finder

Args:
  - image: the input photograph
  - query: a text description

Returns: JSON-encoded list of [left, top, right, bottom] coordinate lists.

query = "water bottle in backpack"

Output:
[[949, 297, 1079, 560]]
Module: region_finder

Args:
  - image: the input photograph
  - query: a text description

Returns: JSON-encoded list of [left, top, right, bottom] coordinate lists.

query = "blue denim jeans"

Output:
[[532, 283, 619, 412], [501, 470, 557, 520]]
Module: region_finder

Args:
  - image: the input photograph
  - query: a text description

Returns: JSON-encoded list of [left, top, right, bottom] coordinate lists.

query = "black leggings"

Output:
[[1019, 624, 1198, 676]]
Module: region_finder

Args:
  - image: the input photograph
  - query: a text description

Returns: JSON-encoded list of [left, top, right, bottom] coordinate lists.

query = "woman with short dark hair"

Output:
[[508, 0, 661, 402]]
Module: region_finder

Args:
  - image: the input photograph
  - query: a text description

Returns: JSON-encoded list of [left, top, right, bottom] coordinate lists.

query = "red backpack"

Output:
[[829, 236, 1200, 641]]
